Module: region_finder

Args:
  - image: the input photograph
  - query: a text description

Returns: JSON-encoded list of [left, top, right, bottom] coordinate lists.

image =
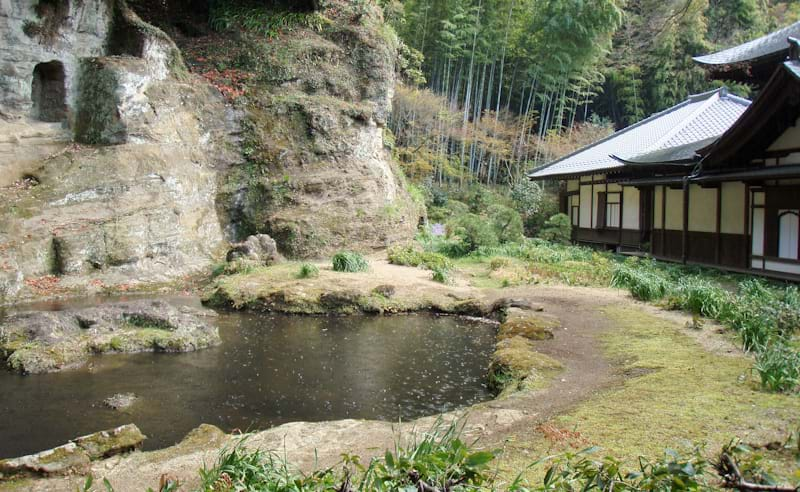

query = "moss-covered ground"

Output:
[[498, 304, 800, 484]]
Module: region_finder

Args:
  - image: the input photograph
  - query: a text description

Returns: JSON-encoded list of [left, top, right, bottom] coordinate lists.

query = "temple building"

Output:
[[529, 23, 800, 279]]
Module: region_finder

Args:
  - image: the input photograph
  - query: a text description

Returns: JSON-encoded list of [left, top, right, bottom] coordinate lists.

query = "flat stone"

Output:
[[71, 424, 146, 460], [0, 443, 90, 479]]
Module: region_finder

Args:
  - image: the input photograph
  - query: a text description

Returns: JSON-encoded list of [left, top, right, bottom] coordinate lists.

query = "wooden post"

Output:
[[682, 178, 689, 264], [715, 185, 722, 264], [619, 186, 624, 249], [744, 183, 750, 269], [661, 185, 666, 256], [590, 180, 594, 229]]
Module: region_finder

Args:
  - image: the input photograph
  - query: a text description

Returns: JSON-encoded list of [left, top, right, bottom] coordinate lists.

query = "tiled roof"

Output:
[[528, 89, 750, 179], [693, 22, 800, 66]]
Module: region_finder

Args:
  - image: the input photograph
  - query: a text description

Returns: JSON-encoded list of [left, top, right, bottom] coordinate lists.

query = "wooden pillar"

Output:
[[660, 185, 666, 256], [682, 178, 689, 264], [715, 185, 722, 264], [618, 185, 624, 248], [590, 180, 594, 229], [744, 183, 750, 269]]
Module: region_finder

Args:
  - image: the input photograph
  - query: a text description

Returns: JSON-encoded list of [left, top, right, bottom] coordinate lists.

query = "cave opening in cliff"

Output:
[[31, 61, 67, 122]]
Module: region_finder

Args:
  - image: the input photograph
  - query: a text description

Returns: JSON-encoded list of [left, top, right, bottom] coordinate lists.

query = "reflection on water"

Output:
[[0, 308, 495, 458]]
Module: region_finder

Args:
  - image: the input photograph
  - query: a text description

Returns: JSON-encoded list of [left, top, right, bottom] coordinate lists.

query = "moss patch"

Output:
[[498, 317, 557, 341], [499, 305, 800, 483], [488, 336, 563, 397]]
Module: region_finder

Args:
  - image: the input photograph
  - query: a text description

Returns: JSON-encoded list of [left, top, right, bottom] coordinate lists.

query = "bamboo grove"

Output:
[[383, 0, 800, 187]]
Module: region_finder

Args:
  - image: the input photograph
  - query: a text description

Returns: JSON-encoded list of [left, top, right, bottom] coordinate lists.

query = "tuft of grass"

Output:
[[753, 342, 800, 393], [430, 265, 452, 284], [331, 251, 369, 273], [296, 263, 319, 279]]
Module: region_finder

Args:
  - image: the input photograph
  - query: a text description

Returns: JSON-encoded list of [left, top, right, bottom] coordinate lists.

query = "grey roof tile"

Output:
[[693, 22, 800, 66], [528, 89, 750, 179]]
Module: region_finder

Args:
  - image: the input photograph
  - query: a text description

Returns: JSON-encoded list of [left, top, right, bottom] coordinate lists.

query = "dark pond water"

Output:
[[0, 301, 496, 458]]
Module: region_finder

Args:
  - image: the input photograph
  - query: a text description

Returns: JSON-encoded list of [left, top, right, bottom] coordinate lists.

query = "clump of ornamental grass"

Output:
[[297, 263, 319, 279], [331, 251, 369, 273]]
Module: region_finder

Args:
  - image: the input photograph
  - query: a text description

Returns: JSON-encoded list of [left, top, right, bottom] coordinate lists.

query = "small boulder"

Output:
[[226, 234, 284, 266], [103, 393, 138, 410], [372, 284, 396, 298]]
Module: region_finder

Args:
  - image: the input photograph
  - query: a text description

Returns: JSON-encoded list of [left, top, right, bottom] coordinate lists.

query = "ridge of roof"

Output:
[[528, 88, 748, 179], [527, 89, 726, 178], [693, 21, 800, 66]]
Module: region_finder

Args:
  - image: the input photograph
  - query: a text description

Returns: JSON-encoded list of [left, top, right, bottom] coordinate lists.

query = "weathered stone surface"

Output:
[[0, 443, 90, 479], [226, 234, 284, 266], [0, 424, 145, 480], [218, 1, 422, 258], [0, 300, 221, 374], [71, 424, 145, 460]]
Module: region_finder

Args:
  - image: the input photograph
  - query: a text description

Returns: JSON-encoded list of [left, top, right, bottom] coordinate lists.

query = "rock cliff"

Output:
[[0, 0, 419, 303]]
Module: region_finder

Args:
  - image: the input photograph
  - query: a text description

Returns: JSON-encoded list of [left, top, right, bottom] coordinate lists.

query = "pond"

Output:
[[0, 302, 496, 458]]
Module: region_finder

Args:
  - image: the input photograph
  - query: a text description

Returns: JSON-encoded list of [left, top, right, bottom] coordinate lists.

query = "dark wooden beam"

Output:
[[715, 186, 722, 265]]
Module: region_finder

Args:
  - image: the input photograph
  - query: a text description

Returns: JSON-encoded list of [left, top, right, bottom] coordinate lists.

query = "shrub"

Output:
[[449, 213, 499, 254], [538, 213, 572, 245], [297, 263, 319, 279], [387, 245, 453, 271], [331, 251, 369, 273], [753, 342, 800, 393], [488, 204, 525, 244]]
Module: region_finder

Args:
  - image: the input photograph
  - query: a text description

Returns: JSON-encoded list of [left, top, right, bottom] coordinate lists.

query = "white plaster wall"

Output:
[[768, 117, 800, 152], [622, 186, 640, 230], [688, 185, 717, 233], [665, 188, 684, 230], [567, 179, 579, 192], [579, 184, 591, 228], [720, 182, 745, 234]]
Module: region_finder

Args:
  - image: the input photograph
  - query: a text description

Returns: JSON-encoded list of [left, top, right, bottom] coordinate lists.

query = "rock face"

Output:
[[217, 0, 422, 258], [0, 424, 145, 479], [0, 0, 241, 303], [0, 0, 421, 302], [0, 300, 221, 374]]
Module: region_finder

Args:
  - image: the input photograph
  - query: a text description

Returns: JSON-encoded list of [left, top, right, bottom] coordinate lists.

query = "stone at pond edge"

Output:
[[0, 424, 145, 480], [0, 443, 90, 479], [498, 317, 557, 341], [0, 300, 221, 374], [72, 424, 146, 460], [226, 234, 284, 266]]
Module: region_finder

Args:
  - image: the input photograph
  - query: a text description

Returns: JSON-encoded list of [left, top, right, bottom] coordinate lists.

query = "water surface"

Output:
[[0, 307, 495, 458]]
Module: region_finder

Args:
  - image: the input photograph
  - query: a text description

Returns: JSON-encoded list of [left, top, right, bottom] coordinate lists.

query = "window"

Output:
[[778, 210, 799, 260], [598, 192, 621, 228]]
